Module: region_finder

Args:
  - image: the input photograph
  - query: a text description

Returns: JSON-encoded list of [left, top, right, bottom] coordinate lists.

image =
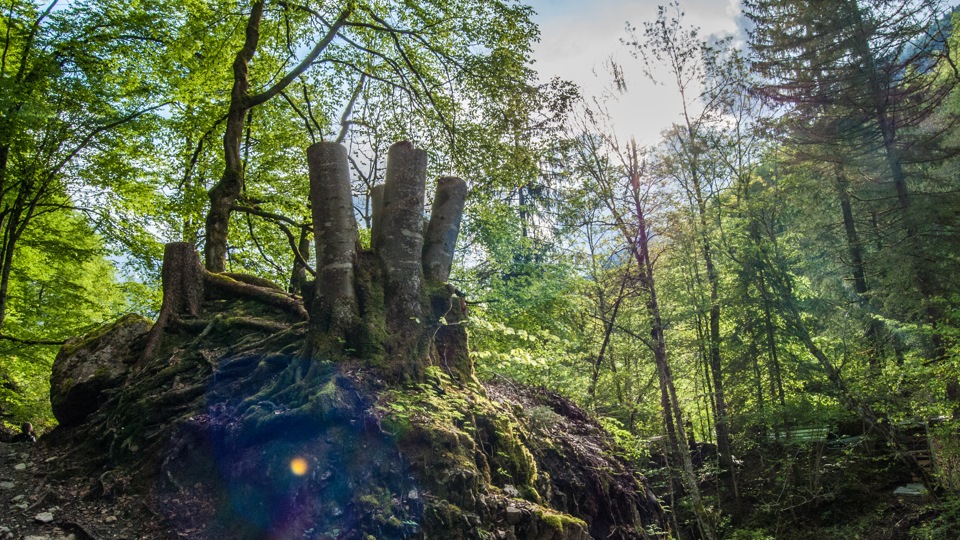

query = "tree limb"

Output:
[[247, 9, 352, 108], [336, 73, 366, 143], [0, 333, 66, 346]]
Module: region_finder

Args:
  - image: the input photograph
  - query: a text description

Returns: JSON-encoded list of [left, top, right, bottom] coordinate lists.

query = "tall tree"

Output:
[[0, 0, 165, 333], [570, 106, 716, 537], [198, 0, 540, 273], [744, 0, 960, 408], [624, 1, 739, 504]]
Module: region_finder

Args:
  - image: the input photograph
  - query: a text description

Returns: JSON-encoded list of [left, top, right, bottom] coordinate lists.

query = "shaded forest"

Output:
[[2, 0, 960, 538]]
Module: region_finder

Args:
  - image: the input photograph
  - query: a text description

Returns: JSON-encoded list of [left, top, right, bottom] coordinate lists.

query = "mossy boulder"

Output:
[[43, 281, 667, 539], [50, 313, 151, 427]]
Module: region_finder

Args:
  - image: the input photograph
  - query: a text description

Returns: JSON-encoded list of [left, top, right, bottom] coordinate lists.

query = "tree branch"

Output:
[[247, 9, 352, 108], [0, 333, 67, 346], [51, 102, 171, 178], [336, 73, 366, 143]]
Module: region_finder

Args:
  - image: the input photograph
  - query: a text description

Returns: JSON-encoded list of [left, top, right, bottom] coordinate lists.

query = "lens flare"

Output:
[[290, 457, 309, 476]]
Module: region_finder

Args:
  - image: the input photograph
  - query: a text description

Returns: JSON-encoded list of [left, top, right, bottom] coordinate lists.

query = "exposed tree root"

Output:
[[202, 270, 308, 320]]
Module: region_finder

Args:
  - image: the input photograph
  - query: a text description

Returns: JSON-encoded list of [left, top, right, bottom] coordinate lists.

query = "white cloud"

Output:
[[529, 0, 743, 145]]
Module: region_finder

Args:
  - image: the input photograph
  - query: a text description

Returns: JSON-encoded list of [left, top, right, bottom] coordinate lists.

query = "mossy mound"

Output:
[[46, 283, 668, 539]]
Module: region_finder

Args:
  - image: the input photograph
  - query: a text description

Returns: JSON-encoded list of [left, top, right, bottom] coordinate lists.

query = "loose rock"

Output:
[[33, 511, 55, 523]]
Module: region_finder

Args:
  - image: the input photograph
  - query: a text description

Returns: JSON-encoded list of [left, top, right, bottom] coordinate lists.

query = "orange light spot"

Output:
[[290, 457, 309, 476]]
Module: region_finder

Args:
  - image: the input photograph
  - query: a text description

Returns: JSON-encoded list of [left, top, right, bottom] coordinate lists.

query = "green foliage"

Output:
[[912, 496, 960, 539], [0, 211, 140, 429]]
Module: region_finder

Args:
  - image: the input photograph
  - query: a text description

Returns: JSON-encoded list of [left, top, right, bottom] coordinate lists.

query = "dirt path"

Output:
[[0, 441, 172, 540]]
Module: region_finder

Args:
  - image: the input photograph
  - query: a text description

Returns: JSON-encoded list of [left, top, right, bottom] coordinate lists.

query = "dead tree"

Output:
[[143, 141, 470, 383], [376, 141, 428, 328], [370, 184, 385, 251]]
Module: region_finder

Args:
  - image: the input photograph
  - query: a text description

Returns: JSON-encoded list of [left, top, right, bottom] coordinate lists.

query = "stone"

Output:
[[105, 515, 117, 523], [0, 481, 14, 489], [50, 314, 151, 426], [893, 483, 928, 496], [34, 511, 55, 523], [14, 463, 26, 471]]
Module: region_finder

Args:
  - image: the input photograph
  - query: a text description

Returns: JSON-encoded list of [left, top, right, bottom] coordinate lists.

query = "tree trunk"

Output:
[[631, 196, 714, 540], [203, 4, 349, 272], [423, 176, 467, 283], [0, 204, 22, 330], [834, 164, 868, 295], [377, 141, 428, 327], [833, 163, 892, 368], [204, 1, 264, 272], [142, 242, 205, 361], [689, 155, 738, 509], [307, 142, 358, 338], [370, 184, 385, 251]]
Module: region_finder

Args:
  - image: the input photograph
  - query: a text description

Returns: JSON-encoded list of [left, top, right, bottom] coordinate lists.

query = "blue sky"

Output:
[[528, 0, 745, 144]]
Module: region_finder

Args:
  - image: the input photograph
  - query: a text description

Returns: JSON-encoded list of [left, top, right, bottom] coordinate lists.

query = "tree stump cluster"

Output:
[[307, 140, 470, 382], [148, 140, 470, 383]]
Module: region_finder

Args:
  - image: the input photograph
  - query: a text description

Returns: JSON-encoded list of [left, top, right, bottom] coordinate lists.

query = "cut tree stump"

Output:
[[307, 142, 359, 338], [376, 141, 428, 328], [141, 242, 205, 362], [423, 176, 467, 283]]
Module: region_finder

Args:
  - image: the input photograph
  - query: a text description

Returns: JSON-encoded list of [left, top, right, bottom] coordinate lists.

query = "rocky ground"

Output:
[[0, 438, 173, 540]]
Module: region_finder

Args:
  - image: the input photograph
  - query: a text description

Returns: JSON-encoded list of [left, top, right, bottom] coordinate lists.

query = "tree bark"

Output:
[[633, 205, 713, 540], [378, 141, 427, 326], [422, 176, 467, 283], [142, 242, 205, 361], [370, 184, 385, 251], [307, 141, 358, 337], [686, 132, 738, 509]]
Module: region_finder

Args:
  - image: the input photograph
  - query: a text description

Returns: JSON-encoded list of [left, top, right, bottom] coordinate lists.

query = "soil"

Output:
[[0, 438, 173, 539]]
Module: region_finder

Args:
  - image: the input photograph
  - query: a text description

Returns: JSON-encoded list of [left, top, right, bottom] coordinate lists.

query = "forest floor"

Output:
[[1, 435, 947, 540], [0, 439, 174, 540]]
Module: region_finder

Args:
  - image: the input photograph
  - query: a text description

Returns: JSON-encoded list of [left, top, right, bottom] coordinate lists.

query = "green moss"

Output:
[[309, 375, 346, 414], [357, 494, 383, 508], [540, 511, 564, 531], [536, 509, 587, 533], [354, 251, 387, 362], [60, 313, 150, 357], [486, 414, 539, 499]]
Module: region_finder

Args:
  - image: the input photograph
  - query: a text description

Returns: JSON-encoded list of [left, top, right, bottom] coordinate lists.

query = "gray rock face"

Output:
[[50, 314, 151, 426]]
